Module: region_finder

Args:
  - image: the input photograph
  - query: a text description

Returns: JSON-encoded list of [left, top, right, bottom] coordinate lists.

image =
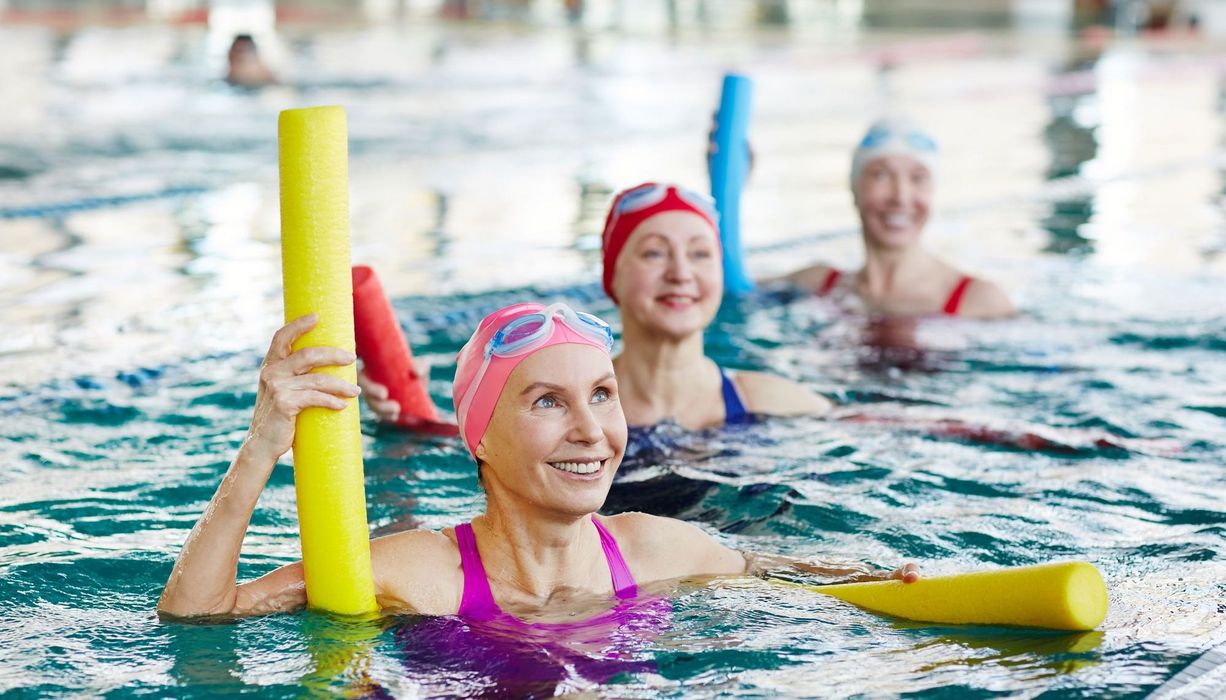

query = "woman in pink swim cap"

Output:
[[602, 182, 832, 429], [160, 305, 918, 622], [782, 117, 1015, 319]]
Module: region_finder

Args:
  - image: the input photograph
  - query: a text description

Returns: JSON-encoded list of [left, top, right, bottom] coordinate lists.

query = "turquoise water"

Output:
[[3, 8, 1226, 698]]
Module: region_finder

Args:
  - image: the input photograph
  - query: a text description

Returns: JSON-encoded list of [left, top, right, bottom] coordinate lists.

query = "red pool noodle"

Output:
[[352, 265, 459, 437]]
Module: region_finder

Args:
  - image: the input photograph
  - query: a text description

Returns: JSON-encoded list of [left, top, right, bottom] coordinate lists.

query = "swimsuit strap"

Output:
[[720, 367, 750, 425], [455, 522, 501, 620], [592, 517, 638, 598], [817, 267, 842, 296], [456, 519, 639, 619], [943, 276, 974, 315]]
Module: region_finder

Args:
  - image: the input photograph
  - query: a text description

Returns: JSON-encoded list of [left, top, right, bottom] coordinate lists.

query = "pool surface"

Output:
[[2, 4, 1225, 697]]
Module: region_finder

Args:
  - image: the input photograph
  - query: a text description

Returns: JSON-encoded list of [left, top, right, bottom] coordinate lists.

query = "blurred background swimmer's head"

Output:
[[849, 117, 939, 192], [225, 32, 275, 86]]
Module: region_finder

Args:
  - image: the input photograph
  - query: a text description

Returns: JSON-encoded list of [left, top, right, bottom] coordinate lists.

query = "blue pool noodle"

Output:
[[709, 73, 754, 295]]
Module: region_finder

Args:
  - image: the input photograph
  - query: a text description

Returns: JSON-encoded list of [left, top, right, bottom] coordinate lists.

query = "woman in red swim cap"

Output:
[[601, 182, 833, 429]]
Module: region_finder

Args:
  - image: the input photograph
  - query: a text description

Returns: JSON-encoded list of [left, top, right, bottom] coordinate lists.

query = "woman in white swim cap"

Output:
[[785, 117, 1015, 319]]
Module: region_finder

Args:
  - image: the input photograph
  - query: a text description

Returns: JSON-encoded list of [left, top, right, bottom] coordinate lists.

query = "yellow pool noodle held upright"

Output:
[[278, 105, 377, 616], [802, 561, 1107, 631]]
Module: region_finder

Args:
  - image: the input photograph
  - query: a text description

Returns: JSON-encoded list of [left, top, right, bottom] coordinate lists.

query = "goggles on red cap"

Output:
[[600, 183, 720, 302]]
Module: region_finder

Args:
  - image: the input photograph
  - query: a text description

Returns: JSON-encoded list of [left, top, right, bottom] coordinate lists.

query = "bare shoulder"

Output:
[[733, 371, 833, 416], [371, 528, 462, 615], [598, 512, 713, 564], [779, 263, 835, 291], [598, 513, 745, 581], [959, 278, 1016, 319], [599, 511, 686, 542]]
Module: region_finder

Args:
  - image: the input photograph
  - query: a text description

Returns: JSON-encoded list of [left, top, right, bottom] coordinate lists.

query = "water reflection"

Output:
[[757, 0, 790, 27], [164, 618, 244, 693], [300, 612, 387, 697], [856, 316, 933, 372], [363, 448, 425, 537], [910, 628, 1105, 675], [426, 189, 452, 262], [574, 178, 612, 252], [1042, 45, 1103, 256], [1214, 84, 1226, 263]]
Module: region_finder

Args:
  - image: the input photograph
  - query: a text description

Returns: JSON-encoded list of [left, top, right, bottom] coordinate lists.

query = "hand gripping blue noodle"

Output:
[[709, 73, 754, 295], [278, 105, 377, 615], [795, 561, 1108, 631]]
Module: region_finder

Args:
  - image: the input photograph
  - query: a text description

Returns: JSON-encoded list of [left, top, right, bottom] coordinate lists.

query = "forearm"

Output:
[[157, 316, 361, 618], [158, 443, 278, 617], [743, 552, 885, 583]]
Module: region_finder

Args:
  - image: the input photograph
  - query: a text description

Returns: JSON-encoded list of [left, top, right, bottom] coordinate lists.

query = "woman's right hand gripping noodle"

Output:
[[157, 314, 361, 618]]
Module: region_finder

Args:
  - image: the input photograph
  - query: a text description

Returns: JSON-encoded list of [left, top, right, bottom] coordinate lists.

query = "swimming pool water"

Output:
[[2, 8, 1225, 698]]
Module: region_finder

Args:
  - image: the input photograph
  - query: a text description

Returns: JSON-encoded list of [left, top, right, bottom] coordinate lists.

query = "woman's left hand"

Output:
[[890, 563, 920, 583], [356, 368, 400, 423]]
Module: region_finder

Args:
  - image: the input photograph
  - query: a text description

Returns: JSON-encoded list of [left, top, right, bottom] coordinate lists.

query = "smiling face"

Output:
[[610, 210, 722, 340], [853, 153, 934, 250], [475, 344, 626, 518]]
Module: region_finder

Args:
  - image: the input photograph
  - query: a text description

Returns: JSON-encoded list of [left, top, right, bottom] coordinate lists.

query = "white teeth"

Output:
[[885, 214, 912, 227], [550, 461, 602, 475]]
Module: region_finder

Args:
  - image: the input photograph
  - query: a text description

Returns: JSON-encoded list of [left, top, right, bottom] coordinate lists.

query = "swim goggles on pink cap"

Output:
[[456, 302, 615, 424], [610, 182, 719, 222]]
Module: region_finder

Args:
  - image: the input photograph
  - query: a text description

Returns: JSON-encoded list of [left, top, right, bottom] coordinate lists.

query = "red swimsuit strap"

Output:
[[943, 276, 974, 315], [817, 268, 842, 297]]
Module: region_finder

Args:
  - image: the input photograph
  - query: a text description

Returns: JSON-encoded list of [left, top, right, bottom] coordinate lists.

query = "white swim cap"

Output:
[[849, 117, 939, 190]]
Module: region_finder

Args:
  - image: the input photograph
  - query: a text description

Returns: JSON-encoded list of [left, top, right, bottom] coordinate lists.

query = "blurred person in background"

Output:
[[781, 117, 1015, 320], [226, 34, 276, 87]]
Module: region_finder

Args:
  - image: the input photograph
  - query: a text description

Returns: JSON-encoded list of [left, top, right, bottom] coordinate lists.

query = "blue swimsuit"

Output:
[[719, 367, 751, 424], [607, 367, 756, 517]]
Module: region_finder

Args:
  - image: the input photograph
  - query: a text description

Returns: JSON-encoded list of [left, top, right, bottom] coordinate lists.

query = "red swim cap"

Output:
[[600, 183, 720, 302]]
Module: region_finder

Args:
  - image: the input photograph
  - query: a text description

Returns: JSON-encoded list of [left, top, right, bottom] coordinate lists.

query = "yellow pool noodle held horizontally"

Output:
[[799, 561, 1107, 631], [278, 105, 377, 616]]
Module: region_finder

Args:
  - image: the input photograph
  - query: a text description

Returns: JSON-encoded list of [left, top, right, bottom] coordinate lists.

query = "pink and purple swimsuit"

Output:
[[394, 517, 671, 696]]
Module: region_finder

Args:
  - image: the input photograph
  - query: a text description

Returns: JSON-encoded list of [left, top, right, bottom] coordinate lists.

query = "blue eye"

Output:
[[534, 395, 558, 409], [592, 387, 610, 403]]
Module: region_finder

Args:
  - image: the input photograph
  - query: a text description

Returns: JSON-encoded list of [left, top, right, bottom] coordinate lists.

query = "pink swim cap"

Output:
[[600, 183, 720, 303], [452, 302, 614, 459]]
